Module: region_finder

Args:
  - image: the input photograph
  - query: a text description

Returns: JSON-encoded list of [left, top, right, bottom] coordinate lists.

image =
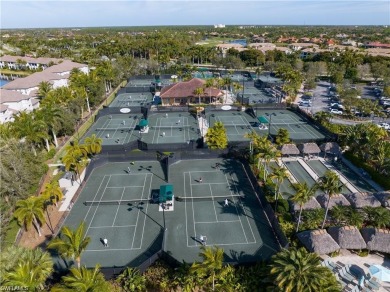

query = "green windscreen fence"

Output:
[[159, 184, 173, 202]]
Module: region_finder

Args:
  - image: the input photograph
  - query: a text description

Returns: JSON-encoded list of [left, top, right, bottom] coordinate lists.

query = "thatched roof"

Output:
[[298, 143, 321, 154], [328, 226, 367, 250], [297, 229, 340, 255], [344, 192, 382, 208], [361, 228, 390, 253], [290, 197, 321, 211], [280, 144, 300, 155], [373, 191, 390, 207], [320, 142, 341, 155], [316, 194, 351, 209]]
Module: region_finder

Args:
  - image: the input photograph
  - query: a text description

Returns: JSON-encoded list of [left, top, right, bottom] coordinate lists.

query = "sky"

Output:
[[1, 0, 390, 29]]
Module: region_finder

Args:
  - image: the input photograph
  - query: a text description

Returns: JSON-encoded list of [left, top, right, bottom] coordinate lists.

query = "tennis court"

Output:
[[62, 161, 167, 268], [125, 79, 154, 87], [207, 111, 262, 142], [166, 158, 280, 263], [81, 114, 140, 146], [255, 110, 325, 141], [140, 112, 199, 144], [109, 92, 152, 108]]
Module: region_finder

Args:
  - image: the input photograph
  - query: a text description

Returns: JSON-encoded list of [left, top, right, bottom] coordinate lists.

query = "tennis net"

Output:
[[151, 125, 192, 129], [222, 124, 252, 129], [84, 198, 151, 206], [271, 122, 307, 126], [95, 127, 133, 131], [176, 195, 244, 202]]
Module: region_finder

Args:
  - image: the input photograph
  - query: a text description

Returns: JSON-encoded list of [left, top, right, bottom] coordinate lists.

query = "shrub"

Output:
[[357, 249, 369, 257], [276, 199, 289, 214], [46, 148, 56, 160]]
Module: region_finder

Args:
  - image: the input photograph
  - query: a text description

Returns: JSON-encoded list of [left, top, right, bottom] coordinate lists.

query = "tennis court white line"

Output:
[[138, 173, 153, 250], [106, 186, 145, 188], [111, 187, 126, 227], [84, 175, 112, 237], [209, 184, 218, 221], [184, 172, 189, 247], [83, 175, 109, 223], [86, 247, 142, 252], [187, 170, 221, 173], [195, 220, 241, 224], [189, 172, 197, 244], [189, 182, 227, 186], [122, 119, 138, 144], [89, 225, 137, 229], [224, 173, 249, 244], [131, 173, 148, 249], [188, 241, 256, 248]]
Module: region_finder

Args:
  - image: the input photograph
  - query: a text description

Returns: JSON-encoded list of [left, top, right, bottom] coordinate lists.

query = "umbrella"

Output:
[[369, 265, 390, 282]]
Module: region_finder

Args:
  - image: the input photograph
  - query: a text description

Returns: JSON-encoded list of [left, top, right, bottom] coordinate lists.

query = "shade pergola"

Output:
[[290, 196, 321, 211], [373, 191, 390, 207], [328, 226, 367, 250], [320, 142, 341, 156], [298, 143, 321, 156], [361, 228, 390, 254], [316, 194, 350, 209], [297, 229, 340, 255], [344, 192, 381, 208], [138, 119, 149, 127], [159, 184, 173, 203], [280, 144, 300, 156], [257, 116, 269, 124]]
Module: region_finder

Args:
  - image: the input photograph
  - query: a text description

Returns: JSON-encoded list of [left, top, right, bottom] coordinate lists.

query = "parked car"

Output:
[[330, 109, 343, 114], [299, 101, 311, 107], [378, 123, 390, 130]]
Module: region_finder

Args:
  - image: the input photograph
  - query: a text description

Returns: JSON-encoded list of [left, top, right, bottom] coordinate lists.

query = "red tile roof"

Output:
[[160, 78, 222, 98]]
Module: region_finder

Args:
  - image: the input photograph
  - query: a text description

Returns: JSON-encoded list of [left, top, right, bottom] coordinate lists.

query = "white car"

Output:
[[330, 109, 343, 114], [378, 123, 390, 130]]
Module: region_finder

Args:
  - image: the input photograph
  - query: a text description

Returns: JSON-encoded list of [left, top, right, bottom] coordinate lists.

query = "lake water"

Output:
[[0, 79, 10, 87], [229, 39, 247, 46]]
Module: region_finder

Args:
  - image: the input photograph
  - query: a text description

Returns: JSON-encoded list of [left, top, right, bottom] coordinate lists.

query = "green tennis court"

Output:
[[207, 111, 263, 142], [62, 158, 280, 268], [62, 161, 167, 268], [81, 114, 141, 146], [255, 110, 325, 141], [166, 158, 280, 263], [109, 92, 152, 108], [140, 112, 199, 144]]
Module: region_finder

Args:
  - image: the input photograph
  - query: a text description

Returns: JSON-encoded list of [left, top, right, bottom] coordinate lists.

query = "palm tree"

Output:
[[14, 196, 45, 237], [330, 205, 349, 226], [37, 81, 52, 100], [12, 111, 48, 155], [62, 140, 88, 183], [36, 105, 62, 148], [269, 166, 289, 212], [84, 134, 103, 156], [116, 267, 146, 292], [318, 170, 343, 229], [52, 264, 110, 292], [291, 182, 317, 232], [41, 181, 63, 207], [205, 78, 216, 104], [259, 146, 278, 181], [222, 77, 232, 103], [4, 248, 53, 291], [194, 87, 204, 105], [269, 247, 341, 292], [190, 246, 228, 291], [47, 222, 91, 268], [367, 207, 390, 228], [346, 209, 365, 228]]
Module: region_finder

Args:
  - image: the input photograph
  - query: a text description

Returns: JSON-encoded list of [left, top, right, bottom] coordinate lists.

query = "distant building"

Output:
[[214, 24, 225, 28], [0, 55, 61, 71]]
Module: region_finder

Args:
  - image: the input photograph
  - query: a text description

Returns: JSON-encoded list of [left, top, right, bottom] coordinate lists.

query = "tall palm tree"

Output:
[[269, 166, 289, 212], [52, 264, 110, 292], [291, 182, 317, 232], [194, 87, 204, 105], [84, 134, 103, 156], [36, 105, 62, 148], [367, 207, 390, 228], [41, 181, 63, 207], [14, 196, 45, 237], [37, 81, 52, 100], [205, 78, 216, 104], [269, 247, 341, 292], [47, 222, 91, 268], [190, 246, 228, 291], [62, 140, 88, 183], [116, 267, 146, 292], [318, 170, 343, 229], [12, 111, 48, 155], [259, 146, 278, 181]]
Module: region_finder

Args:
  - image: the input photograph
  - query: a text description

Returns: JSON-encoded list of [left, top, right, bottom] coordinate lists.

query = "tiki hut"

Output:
[[328, 226, 367, 250], [297, 229, 340, 255], [320, 142, 341, 157], [298, 143, 321, 157], [344, 192, 382, 208], [316, 194, 351, 209], [280, 144, 300, 157], [361, 228, 390, 254], [290, 197, 321, 211], [373, 191, 390, 207]]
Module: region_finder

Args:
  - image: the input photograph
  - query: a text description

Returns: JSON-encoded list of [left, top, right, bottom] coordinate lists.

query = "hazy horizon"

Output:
[[1, 1, 389, 29]]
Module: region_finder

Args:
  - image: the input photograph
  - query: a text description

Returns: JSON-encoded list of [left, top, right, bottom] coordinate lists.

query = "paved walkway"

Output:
[[198, 116, 208, 137], [320, 158, 360, 193], [297, 158, 319, 180], [59, 169, 86, 211]]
